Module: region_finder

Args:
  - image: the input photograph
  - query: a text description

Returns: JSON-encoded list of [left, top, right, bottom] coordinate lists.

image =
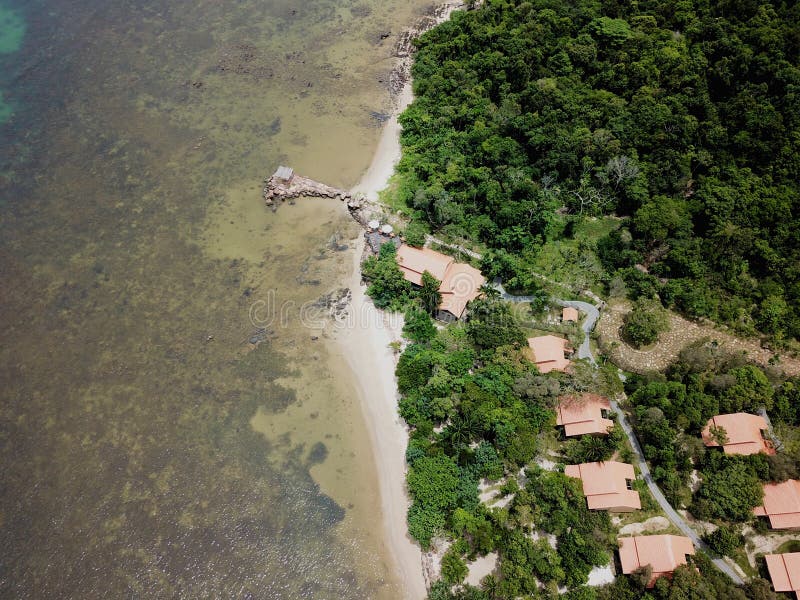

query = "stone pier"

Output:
[[263, 166, 376, 225], [263, 167, 353, 205]]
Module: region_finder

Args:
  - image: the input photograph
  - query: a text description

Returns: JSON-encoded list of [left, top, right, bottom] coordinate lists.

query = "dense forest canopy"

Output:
[[396, 0, 800, 338]]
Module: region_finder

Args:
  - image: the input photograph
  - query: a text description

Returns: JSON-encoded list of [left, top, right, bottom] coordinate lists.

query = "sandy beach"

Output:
[[350, 83, 413, 202], [331, 246, 424, 599], [331, 4, 466, 597], [330, 65, 423, 600]]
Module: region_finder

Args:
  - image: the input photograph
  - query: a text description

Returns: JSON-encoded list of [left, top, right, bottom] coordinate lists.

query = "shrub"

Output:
[[403, 308, 437, 343], [702, 525, 744, 557], [692, 461, 763, 522], [407, 502, 445, 549], [362, 243, 410, 310], [403, 222, 428, 247], [622, 297, 670, 348], [441, 546, 468, 585]]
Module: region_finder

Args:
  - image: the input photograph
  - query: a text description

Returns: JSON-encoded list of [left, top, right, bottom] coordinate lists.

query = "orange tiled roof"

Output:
[[565, 461, 641, 511], [618, 535, 695, 587], [701, 413, 775, 456], [765, 553, 800, 599], [438, 262, 485, 319], [562, 307, 579, 322], [754, 479, 800, 530], [556, 394, 613, 436], [527, 335, 571, 374], [395, 245, 485, 319], [396, 245, 453, 285]]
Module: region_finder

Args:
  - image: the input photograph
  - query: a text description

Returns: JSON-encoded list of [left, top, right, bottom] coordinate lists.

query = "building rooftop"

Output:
[[701, 413, 775, 456], [562, 307, 579, 322], [556, 394, 613, 437], [565, 461, 641, 512], [395, 245, 484, 319], [438, 262, 485, 320], [527, 335, 571, 373], [396, 245, 453, 286], [273, 165, 294, 181], [754, 479, 800, 529], [618, 535, 695, 587], [765, 553, 800, 599]]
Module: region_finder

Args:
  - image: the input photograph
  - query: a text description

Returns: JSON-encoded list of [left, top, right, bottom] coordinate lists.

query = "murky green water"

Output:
[[0, 0, 431, 597]]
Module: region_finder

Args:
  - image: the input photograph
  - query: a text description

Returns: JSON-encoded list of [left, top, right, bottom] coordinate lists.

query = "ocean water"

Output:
[[0, 0, 431, 597]]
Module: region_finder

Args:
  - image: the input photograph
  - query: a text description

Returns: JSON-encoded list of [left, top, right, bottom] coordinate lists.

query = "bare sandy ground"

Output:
[[465, 552, 498, 587], [333, 5, 465, 596], [329, 242, 424, 599]]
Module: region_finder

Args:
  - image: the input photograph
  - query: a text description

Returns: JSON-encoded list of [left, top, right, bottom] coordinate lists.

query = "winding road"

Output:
[[609, 398, 744, 584], [499, 288, 746, 586], [429, 215, 745, 585]]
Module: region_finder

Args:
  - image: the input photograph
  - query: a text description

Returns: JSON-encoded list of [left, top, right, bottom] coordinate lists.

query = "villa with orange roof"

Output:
[[556, 394, 613, 437], [754, 479, 800, 530], [764, 553, 800, 599], [395, 245, 485, 321], [562, 306, 579, 323], [618, 535, 695, 587], [565, 461, 641, 512], [701, 412, 775, 456], [527, 335, 572, 373]]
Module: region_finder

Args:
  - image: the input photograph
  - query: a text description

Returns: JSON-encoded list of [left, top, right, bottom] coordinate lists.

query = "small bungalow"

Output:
[[562, 306, 579, 323], [527, 335, 572, 374], [273, 165, 294, 183], [754, 479, 800, 530], [556, 394, 613, 437], [701, 413, 775, 456], [565, 461, 641, 512], [618, 535, 695, 587], [764, 553, 800, 599], [395, 244, 485, 321]]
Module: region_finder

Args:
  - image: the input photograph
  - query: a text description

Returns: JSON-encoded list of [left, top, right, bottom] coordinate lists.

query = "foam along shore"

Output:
[[331, 241, 423, 598]]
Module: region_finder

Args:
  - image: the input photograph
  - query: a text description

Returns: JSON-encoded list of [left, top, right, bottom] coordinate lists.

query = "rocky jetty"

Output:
[[262, 167, 377, 225], [263, 171, 355, 206]]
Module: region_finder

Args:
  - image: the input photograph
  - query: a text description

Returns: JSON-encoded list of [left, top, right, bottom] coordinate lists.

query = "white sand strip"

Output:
[[331, 242, 424, 599]]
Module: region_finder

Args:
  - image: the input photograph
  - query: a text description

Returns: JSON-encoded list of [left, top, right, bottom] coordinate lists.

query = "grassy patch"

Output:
[[531, 216, 620, 295], [776, 540, 800, 553], [377, 173, 409, 213], [729, 548, 758, 578]]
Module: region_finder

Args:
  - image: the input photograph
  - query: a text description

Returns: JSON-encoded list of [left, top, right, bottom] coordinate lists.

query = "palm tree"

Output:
[[480, 283, 502, 300], [579, 434, 610, 463], [444, 412, 482, 459]]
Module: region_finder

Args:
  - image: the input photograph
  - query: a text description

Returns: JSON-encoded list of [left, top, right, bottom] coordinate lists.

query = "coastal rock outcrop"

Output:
[[263, 171, 353, 206]]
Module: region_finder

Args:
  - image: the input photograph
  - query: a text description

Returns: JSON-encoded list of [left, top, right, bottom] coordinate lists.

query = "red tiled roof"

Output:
[[565, 461, 641, 511], [765, 553, 800, 598], [701, 413, 775, 456], [754, 480, 800, 530], [395, 245, 485, 319], [527, 335, 571, 373], [396, 245, 452, 285], [556, 394, 613, 436], [438, 262, 485, 319], [618, 535, 695, 587], [562, 307, 579, 322]]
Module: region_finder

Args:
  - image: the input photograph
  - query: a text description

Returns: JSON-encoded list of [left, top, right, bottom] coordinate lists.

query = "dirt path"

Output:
[[596, 300, 800, 376]]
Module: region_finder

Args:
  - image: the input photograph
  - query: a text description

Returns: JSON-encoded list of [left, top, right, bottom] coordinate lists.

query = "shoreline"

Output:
[[330, 243, 422, 598], [333, 3, 464, 597]]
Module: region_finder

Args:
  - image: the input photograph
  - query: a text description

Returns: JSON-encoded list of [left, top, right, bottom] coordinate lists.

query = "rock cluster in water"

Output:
[[263, 172, 355, 206], [262, 170, 379, 228]]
